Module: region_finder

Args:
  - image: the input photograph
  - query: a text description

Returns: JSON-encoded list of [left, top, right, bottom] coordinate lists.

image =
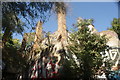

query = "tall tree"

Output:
[[60, 19, 107, 79], [2, 2, 53, 79], [2, 2, 53, 45]]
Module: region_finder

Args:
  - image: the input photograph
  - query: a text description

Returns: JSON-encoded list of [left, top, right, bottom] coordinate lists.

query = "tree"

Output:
[[2, 35, 27, 79], [61, 18, 107, 79], [2, 2, 68, 46], [2, 2, 54, 79], [108, 18, 120, 39], [2, 0, 68, 76], [2, 2, 53, 45]]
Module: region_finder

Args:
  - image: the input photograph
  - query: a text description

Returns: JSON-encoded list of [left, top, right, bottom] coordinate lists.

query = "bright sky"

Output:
[[13, 2, 119, 42], [43, 2, 118, 32]]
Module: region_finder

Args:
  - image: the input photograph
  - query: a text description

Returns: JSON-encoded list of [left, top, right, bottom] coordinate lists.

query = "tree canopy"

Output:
[[108, 18, 120, 39], [60, 19, 107, 79], [2, 2, 54, 45], [2, 2, 115, 79], [2, 2, 68, 79]]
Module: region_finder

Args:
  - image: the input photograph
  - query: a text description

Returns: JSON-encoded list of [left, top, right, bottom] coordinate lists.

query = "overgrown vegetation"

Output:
[[60, 19, 108, 79], [1, 2, 118, 79]]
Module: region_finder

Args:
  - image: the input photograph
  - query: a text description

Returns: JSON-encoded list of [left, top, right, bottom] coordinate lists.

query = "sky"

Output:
[[13, 2, 119, 42]]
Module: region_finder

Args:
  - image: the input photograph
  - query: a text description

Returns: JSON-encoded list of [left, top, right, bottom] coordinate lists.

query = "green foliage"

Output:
[[60, 58, 81, 78], [2, 2, 53, 29], [2, 2, 54, 45], [2, 36, 26, 74], [24, 32, 35, 46], [61, 19, 107, 79], [108, 18, 120, 39], [76, 18, 94, 28], [12, 39, 21, 48], [2, 2, 67, 78]]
